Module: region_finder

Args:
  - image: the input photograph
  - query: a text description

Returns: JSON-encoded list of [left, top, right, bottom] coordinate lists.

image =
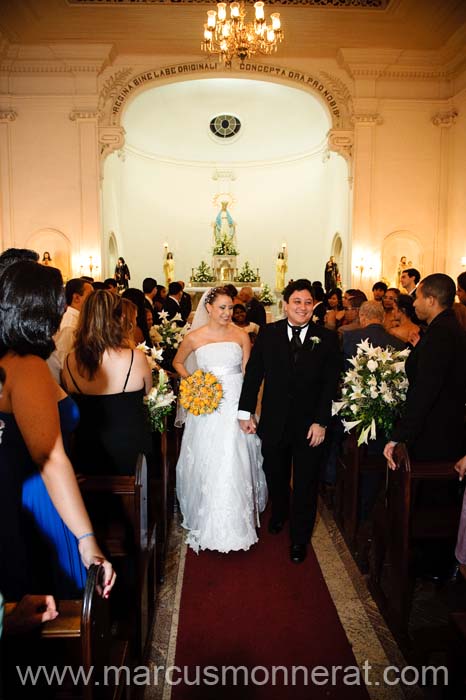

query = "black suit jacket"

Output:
[[391, 309, 466, 460], [239, 319, 342, 446], [343, 323, 406, 367], [179, 291, 192, 322], [246, 297, 266, 328], [163, 297, 185, 327]]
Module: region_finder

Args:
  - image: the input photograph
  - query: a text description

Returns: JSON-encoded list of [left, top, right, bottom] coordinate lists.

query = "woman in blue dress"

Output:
[[0, 260, 116, 600]]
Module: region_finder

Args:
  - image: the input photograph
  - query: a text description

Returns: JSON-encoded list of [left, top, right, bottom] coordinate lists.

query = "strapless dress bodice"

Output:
[[194, 341, 242, 377]]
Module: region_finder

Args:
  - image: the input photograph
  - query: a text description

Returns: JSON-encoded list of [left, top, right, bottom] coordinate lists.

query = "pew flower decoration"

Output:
[[332, 340, 410, 446], [144, 369, 177, 433], [151, 312, 190, 350], [179, 369, 223, 416], [136, 342, 164, 370]]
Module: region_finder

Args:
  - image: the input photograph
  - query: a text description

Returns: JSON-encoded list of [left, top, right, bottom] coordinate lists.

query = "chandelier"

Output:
[[201, 2, 283, 68]]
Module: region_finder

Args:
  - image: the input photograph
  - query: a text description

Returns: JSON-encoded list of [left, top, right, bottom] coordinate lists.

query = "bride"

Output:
[[173, 286, 267, 553]]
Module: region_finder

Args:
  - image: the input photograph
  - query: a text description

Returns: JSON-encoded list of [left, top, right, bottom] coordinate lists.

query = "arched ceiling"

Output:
[[122, 78, 330, 163]]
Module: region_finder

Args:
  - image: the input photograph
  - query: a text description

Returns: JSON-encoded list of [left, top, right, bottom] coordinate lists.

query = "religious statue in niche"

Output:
[[395, 255, 410, 289], [163, 252, 175, 288], [275, 252, 288, 292], [324, 256, 340, 293], [212, 201, 237, 256]]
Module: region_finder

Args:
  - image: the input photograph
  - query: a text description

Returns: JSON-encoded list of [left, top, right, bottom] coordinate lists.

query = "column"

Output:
[[349, 113, 383, 288], [431, 110, 457, 272], [69, 110, 101, 272], [0, 110, 17, 251]]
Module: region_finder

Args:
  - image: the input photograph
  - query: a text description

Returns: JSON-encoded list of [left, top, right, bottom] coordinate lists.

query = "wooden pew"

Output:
[[77, 454, 156, 660], [335, 431, 386, 550], [4, 564, 127, 699], [369, 442, 461, 630], [150, 414, 180, 584]]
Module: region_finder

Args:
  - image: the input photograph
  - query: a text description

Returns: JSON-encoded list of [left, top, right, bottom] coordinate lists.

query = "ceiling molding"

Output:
[[66, 0, 390, 6]]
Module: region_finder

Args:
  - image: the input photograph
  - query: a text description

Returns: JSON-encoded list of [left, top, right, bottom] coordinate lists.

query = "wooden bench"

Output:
[[149, 414, 179, 584], [78, 454, 156, 660], [369, 442, 461, 630], [335, 431, 386, 549], [5, 564, 127, 699]]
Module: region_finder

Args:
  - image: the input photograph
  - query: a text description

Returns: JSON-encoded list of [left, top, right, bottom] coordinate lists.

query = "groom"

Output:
[[238, 279, 341, 563]]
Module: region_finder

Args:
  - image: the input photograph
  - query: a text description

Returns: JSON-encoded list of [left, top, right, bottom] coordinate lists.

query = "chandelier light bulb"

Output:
[[204, 26, 212, 41], [254, 1, 265, 21], [207, 10, 217, 29], [217, 3, 227, 21], [230, 2, 240, 18], [266, 28, 275, 42], [271, 13, 281, 30]]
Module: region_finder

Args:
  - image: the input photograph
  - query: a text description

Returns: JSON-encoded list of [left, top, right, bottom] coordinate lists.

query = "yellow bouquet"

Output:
[[179, 369, 223, 416]]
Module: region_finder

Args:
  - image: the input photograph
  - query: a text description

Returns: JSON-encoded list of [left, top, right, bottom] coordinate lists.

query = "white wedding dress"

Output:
[[176, 341, 267, 553]]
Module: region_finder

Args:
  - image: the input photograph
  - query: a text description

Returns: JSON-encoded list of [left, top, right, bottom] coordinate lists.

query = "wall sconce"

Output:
[[355, 257, 365, 282], [461, 256, 466, 268], [79, 255, 99, 279]]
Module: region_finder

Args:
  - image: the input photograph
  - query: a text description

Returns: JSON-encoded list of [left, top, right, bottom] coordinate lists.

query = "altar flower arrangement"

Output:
[[144, 369, 177, 433], [191, 260, 216, 284], [258, 283, 275, 306], [213, 234, 238, 256], [332, 340, 410, 446], [236, 261, 258, 283], [179, 369, 223, 416], [150, 312, 190, 351]]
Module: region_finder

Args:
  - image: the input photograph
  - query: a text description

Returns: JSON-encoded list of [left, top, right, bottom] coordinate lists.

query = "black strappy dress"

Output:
[[67, 350, 151, 475]]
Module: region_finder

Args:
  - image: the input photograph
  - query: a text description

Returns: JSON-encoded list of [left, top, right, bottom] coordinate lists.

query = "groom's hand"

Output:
[[307, 423, 326, 447], [239, 418, 256, 434]]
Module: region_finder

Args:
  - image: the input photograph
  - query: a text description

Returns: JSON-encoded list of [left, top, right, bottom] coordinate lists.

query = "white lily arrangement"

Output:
[[150, 312, 190, 350], [332, 339, 410, 446], [144, 369, 177, 433], [136, 342, 164, 371]]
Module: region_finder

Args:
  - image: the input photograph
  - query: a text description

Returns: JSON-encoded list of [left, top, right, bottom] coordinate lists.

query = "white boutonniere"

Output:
[[312, 315, 319, 324], [0, 419, 5, 444], [310, 336, 321, 350]]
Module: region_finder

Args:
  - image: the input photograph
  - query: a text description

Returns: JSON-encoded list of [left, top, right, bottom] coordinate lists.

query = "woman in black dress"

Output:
[[114, 256, 130, 290]]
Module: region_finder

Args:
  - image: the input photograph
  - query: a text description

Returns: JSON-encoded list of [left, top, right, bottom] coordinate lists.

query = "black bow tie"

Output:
[[288, 324, 308, 358]]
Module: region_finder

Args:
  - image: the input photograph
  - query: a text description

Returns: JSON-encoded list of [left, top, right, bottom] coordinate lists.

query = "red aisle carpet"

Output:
[[171, 524, 370, 700]]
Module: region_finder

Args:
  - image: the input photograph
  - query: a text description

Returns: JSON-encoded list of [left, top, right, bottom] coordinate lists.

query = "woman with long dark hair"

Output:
[[0, 261, 115, 600], [114, 256, 130, 290], [62, 290, 152, 476]]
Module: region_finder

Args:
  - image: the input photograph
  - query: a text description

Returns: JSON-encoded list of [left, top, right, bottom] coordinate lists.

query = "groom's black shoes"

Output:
[[290, 544, 307, 563], [268, 518, 285, 535]]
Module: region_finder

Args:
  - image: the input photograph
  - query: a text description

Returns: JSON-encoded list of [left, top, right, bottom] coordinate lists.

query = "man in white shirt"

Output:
[[47, 278, 93, 382]]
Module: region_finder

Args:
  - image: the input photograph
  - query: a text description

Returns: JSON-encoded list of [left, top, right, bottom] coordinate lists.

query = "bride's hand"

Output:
[[239, 417, 256, 434]]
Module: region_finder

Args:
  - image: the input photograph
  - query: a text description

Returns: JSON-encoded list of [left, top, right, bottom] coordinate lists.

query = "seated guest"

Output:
[[343, 300, 406, 367], [388, 294, 420, 345], [92, 281, 105, 290], [238, 286, 266, 328], [382, 287, 400, 331], [163, 282, 185, 326], [62, 291, 152, 476], [122, 287, 152, 346], [372, 281, 387, 302], [232, 303, 259, 343], [0, 262, 115, 600], [457, 272, 466, 306]]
